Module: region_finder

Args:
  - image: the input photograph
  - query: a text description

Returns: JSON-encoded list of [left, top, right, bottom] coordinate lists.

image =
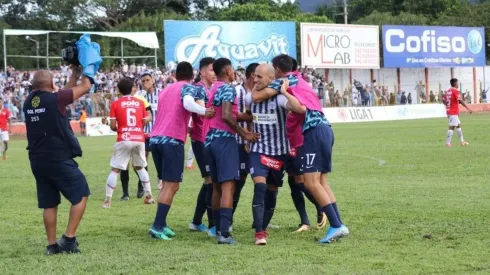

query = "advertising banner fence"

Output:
[[324, 104, 447, 123], [300, 23, 380, 69], [164, 20, 297, 68], [382, 25, 486, 68], [86, 117, 116, 137]]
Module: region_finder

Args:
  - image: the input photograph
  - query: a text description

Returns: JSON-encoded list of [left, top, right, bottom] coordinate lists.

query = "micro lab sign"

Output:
[[300, 23, 380, 69], [164, 20, 297, 68], [382, 25, 486, 68]]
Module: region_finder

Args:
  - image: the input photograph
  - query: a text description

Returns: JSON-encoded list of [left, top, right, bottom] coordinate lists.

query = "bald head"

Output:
[[32, 70, 54, 91], [254, 64, 276, 91], [256, 64, 275, 78]]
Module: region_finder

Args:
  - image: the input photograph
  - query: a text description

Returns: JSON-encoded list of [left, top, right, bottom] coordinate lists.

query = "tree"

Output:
[[209, 1, 333, 63]]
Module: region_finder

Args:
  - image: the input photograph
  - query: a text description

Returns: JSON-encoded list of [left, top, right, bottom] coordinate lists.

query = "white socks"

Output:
[[106, 171, 118, 199], [136, 168, 152, 196], [456, 128, 464, 142], [446, 130, 454, 145], [186, 147, 195, 167]]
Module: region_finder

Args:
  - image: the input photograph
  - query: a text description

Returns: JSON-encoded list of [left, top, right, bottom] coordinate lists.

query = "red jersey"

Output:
[[0, 108, 10, 131], [110, 96, 146, 142], [443, 88, 461, 115]]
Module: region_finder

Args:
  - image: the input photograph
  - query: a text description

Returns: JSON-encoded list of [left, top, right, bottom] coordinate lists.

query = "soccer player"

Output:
[[148, 61, 215, 241], [188, 57, 216, 234], [442, 78, 472, 147], [117, 89, 153, 200], [206, 58, 259, 244], [251, 54, 348, 244], [286, 58, 326, 232], [24, 67, 91, 255], [0, 97, 11, 160], [120, 71, 158, 199], [245, 64, 306, 245], [232, 63, 259, 225], [102, 77, 154, 208]]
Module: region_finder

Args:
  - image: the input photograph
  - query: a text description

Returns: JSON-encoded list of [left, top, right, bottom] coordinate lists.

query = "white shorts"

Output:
[[448, 115, 461, 127], [1, 131, 9, 141], [110, 141, 147, 170]]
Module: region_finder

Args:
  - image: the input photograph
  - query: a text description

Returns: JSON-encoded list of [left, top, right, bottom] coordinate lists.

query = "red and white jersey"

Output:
[[443, 88, 461, 115], [110, 96, 146, 142], [0, 108, 10, 131]]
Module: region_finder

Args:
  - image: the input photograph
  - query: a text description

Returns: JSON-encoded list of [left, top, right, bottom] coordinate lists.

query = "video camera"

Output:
[[61, 40, 80, 66]]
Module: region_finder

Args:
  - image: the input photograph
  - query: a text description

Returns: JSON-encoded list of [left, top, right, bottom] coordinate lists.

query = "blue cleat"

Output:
[[319, 226, 345, 244], [189, 222, 208, 232], [148, 227, 171, 240], [207, 226, 217, 237], [217, 235, 236, 245], [340, 225, 350, 237]]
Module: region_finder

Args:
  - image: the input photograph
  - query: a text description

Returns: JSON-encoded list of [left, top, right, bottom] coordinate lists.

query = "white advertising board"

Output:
[[324, 104, 446, 124], [86, 117, 116, 137], [301, 23, 380, 69]]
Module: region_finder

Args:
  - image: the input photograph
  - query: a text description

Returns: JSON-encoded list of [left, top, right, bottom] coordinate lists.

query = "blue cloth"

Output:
[[76, 34, 102, 81]]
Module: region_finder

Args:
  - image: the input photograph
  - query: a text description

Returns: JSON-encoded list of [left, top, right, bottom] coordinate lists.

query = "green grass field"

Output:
[[1, 114, 490, 274]]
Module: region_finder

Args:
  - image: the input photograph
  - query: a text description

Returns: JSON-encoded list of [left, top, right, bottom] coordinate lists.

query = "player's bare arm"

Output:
[[222, 101, 259, 142], [110, 119, 117, 132], [143, 110, 152, 125], [251, 87, 278, 103], [280, 79, 306, 114], [459, 99, 472, 114], [237, 112, 253, 122]]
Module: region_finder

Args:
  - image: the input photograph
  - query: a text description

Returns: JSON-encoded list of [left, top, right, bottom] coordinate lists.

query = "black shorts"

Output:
[[31, 159, 90, 209], [191, 140, 211, 178], [80, 122, 86, 129]]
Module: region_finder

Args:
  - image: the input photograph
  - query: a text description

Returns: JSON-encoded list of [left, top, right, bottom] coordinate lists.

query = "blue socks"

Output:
[[252, 183, 267, 233], [300, 183, 323, 218], [213, 209, 221, 232], [220, 208, 233, 238], [152, 203, 170, 231], [332, 202, 343, 225], [321, 204, 342, 228], [262, 189, 278, 231], [206, 184, 214, 227], [288, 176, 310, 226], [192, 183, 207, 225]]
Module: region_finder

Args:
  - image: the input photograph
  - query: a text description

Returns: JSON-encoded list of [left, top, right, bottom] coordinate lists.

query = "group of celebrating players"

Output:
[[105, 54, 349, 245]]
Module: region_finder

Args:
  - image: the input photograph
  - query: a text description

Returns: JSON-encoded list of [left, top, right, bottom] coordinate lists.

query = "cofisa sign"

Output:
[[164, 20, 297, 68], [382, 25, 485, 68]]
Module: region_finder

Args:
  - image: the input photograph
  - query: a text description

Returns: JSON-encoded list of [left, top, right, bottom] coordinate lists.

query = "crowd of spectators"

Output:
[[2, 63, 487, 123]]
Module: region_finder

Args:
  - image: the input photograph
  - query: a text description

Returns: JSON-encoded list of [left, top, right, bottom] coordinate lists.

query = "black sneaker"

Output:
[[137, 190, 144, 199], [57, 235, 81, 254], [45, 244, 61, 256], [120, 195, 130, 201]]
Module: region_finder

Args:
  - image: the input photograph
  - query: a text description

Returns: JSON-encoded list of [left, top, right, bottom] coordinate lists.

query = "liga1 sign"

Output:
[[164, 20, 297, 68], [323, 104, 446, 124], [300, 23, 380, 69]]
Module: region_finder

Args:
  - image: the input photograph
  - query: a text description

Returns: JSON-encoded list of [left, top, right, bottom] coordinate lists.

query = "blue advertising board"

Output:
[[164, 20, 297, 68], [382, 25, 485, 68]]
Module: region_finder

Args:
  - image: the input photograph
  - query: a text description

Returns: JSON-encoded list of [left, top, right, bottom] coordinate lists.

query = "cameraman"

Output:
[[23, 66, 92, 255]]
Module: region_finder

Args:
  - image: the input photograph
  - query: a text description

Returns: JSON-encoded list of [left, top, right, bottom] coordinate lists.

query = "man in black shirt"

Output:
[[23, 66, 92, 255]]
